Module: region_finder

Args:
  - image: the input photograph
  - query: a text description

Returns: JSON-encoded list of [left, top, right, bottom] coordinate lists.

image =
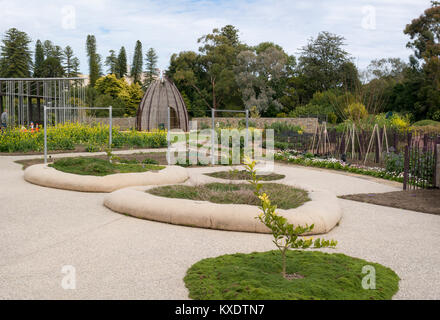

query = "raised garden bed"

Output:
[[184, 250, 399, 300], [147, 183, 309, 210]]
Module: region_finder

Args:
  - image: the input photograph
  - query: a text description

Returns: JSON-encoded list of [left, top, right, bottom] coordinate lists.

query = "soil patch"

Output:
[[340, 189, 440, 215]]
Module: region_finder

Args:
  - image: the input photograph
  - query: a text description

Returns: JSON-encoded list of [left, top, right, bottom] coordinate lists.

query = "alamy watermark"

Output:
[[167, 122, 275, 173], [362, 265, 376, 290], [61, 5, 76, 30], [361, 5, 376, 30], [61, 265, 76, 290]]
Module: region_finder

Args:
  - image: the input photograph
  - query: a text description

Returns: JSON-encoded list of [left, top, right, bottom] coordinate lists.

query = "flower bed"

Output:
[[275, 150, 404, 183], [0, 123, 167, 153]]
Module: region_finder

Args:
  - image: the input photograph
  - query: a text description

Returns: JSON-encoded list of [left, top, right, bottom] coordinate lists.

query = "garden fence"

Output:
[[272, 125, 440, 190], [403, 133, 440, 190]]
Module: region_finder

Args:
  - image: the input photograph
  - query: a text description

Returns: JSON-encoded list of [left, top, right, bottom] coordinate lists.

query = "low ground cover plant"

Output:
[[184, 250, 400, 300], [49, 157, 164, 176], [147, 182, 309, 210], [274, 150, 404, 183], [205, 169, 285, 181]]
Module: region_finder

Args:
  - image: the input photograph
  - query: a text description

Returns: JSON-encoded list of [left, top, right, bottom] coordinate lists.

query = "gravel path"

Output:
[[0, 153, 439, 300]]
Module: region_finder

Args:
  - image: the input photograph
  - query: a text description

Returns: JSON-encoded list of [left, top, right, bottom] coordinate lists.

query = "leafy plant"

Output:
[[244, 157, 337, 278]]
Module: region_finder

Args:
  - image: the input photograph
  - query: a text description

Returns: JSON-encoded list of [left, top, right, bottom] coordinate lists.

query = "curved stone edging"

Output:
[[104, 186, 342, 235], [24, 164, 189, 193]]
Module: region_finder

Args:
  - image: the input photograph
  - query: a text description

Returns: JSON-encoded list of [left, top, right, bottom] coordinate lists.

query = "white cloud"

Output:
[[0, 0, 432, 74]]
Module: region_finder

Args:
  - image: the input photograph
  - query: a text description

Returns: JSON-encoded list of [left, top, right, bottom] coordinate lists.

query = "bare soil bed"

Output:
[[340, 189, 440, 215]]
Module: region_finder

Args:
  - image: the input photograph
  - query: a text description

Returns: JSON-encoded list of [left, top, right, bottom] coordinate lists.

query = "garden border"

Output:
[[24, 164, 189, 193], [103, 185, 342, 235]]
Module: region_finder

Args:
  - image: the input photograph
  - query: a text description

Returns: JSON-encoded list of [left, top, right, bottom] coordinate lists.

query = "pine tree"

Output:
[[131, 40, 143, 84], [71, 57, 80, 77], [33, 40, 45, 77], [105, 50, 117, 75], [145, 47, 158, 88], [116, 46, 127, 79], [63, 46, 75, 77], [86, 35, 100, 86], [0, 28, 32, 78], [43, 40, 54, 58]]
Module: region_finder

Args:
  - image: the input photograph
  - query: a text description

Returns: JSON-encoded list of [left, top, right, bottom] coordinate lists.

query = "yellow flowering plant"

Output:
[[244, 157, 337, 278]]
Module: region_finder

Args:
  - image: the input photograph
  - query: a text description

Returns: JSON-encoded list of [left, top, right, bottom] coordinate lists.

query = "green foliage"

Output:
[[86, 35, 101, 87], [33, 40, 45, 77], [131, 40, 143, 84], [0, 123, 167, 153], [184, 250, 400, 300], [39, 57, 65, 77], [105, 50, 118, 75], [265, 122, 302, 134], [94, 74, 143, 116], [116, 46, 127, 79], [345, 102, 368, 123], [384, 153, 404, 177], [297, 31, 354, 101], [274, 151, 405, 183], [244, 157, 336, 277], [148, 182, 309, 210], [412, 119, 440, 127], [144, 48, 158, 88], [50, 157, 164, 176], [205, 170, 286, 181], [0, 28, 32, 78]]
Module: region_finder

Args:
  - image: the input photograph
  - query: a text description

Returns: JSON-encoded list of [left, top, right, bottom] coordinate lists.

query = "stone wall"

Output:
[[84, 117, 319, 134], [191, 117, 319, 133]]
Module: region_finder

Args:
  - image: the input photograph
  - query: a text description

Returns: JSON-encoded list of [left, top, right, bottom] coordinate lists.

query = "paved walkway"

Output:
[[0, 152, 439, 299]]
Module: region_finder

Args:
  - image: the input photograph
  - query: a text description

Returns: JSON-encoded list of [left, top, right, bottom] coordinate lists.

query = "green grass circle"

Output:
[[184, 251, 399, 300]]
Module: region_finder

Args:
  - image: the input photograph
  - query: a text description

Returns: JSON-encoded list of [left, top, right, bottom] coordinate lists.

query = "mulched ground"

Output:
[[340, 189, 440, 215]]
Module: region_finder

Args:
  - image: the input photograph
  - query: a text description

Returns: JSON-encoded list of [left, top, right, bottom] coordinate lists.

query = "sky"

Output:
[[0, 0, 432, 75]]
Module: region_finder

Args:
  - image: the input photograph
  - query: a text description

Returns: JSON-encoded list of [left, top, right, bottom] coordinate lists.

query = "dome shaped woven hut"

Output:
[[136, 77, 189, 132]]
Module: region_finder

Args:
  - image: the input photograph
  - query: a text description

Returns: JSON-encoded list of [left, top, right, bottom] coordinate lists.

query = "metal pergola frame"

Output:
[[0, 77, 87, 127], [43, 106, 113, 164]]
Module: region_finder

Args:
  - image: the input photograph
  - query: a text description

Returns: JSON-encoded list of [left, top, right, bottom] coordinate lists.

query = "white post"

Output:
[[109, 106, 112, 148], [245, 109, 249, 149], [44, 105, 47, 164], [211, 108, 215, 165], [167, 106, 171, 164]]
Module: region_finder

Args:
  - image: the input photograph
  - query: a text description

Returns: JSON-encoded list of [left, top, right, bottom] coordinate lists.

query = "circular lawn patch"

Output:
[[184, 251, 399, 300]]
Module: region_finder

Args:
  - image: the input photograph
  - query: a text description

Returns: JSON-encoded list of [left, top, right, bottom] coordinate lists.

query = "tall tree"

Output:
[[403, 1, 440, 120], [297, 31, 353, 101], [196, 25, 246, 109], [0, 28, 32, 78], [131, 40, 143, 84], [235, 47, 287, 114], [39, 57, 65, 77], [145, 47, 158, 87], [33, 40, 45, 77], [115, 46, 127, 79], [63, 46, 75, 77], [71, 57, 80, 77], [86, 35, 100, 86], [105, 50, 117, 75]]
